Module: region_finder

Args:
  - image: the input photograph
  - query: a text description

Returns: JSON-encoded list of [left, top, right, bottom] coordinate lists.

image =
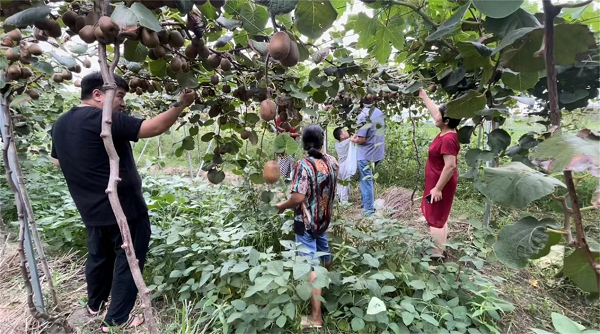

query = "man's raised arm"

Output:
[[138, 89, 196, 138]]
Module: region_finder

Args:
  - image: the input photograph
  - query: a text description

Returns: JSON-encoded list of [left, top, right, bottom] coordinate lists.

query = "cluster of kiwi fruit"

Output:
[[267, 31, 299, 67], [128, 77, 164, 95], [62, 9, 121, 45]]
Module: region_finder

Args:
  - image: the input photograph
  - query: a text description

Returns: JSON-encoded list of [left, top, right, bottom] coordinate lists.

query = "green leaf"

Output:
[[111, 5, 138, 27], [473, 0, 523, 19], [479, 162, 565, 209], [249, 40, 268, 57], [420, 314, 440, 327], [231, 299, 246, 311], [402, 312, 414, 326], [409, 280, 426, 289], [366, 297, 386, 315], [175, 0, 194, 13], [361, 253, 380, 268], [3, 5, 51, 29], [564, 249, 600, 293], [457, 42, 492, 70], [457, 126, 475, 144], [351, 317, 366, 331], [0, 57, 7, 70], [124, 40, 149, 63], [260, 190, 274, 203], [261, 0, 299, 15], [149, 59, 167, 77], [531, 134, 599, 175], [130, 2, 163, 32], [552, 312, 586, 334], [485, 8, 540, 39], [426, 1, 471, 41], [559, 90, 589, 104], [166, 232, 180, 245], [32, 61, 54, 75], [493, 216, 560, 268], [295, 281, 312, 300], [445, 90, 487, 119], [9, 95, 32, 108], [294, 0, 338, 39], [293, 262, 311, 280], [216, 16, 243, 30], [207, 169, 226, 184], [239, 3, 269, 35], [312, 91, 327, 103], [170, 269, 183, 278], [230, 261, 249, 273], [276, 314, 287, 327], [491, 27, 538, 55], [502, 70, 539, 91], [274, 133, 298, 155], [530, 229, 561, 260], [68, 44, 88, 54], [487, 128, 511, 153], [50, 52, 76, 69], [177, 71, 199, 89]]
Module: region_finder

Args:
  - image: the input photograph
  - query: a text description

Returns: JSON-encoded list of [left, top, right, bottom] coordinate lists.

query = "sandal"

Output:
[[101, 313, 145, 333], [87, 302, 107, 317], [300, 316, 323, 329]]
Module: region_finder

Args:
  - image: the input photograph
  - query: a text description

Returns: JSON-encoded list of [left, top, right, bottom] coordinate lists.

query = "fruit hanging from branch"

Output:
[[260, 99, 276, 121], [263, 161, 281, 184]]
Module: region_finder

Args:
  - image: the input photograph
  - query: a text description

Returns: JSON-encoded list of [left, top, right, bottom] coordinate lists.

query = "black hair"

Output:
[[439, 104, 461, 129], [333, 126, 343, 141], [80, 71, 129, 100], [302, 124, 324, 159]]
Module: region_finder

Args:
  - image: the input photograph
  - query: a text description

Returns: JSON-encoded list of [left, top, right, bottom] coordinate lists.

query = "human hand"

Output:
[[178, 89, 196, 108], [430, 187, 442, 203], [418, 88, 427, 99]]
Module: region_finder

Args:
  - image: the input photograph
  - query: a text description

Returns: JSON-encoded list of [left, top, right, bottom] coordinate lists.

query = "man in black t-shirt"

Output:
[[50, 72, 195, 331]]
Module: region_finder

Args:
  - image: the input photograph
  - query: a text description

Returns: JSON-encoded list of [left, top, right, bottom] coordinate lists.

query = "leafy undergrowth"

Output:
[[1, 167, 599, 334]]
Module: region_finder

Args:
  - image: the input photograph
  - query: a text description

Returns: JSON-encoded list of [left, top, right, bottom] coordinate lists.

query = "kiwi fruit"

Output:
[[198, 45, 210, 59], [74, 16, 86, 33], [209, 104, 221, 117], [219, 116, 227, 125], [280, 40, 299, 67], [210, 0, 226, 8], [165, 82, 176, 93], [153, 45, 166, 58], [62, 10, 78, 27], [85, 12, 99, 26], [27, 44, 43, 56], [202, 88, 210, 97], [241, 130, 250, 140], [168, 30, 185, 48], [27, 89, 40, 100], [428, 84, 437, 93], [140, 80, 149, 91], [136, 87, 144, 95], [185, 44, 198, 59], [7, 29, 22, 42], [83, 58, 92, 68], [141, 28, 160, 48], [181, 59, 190, 73], [45, 20, 62, 38], [147, 84, 155, 93], [211, 75, 219, 85], [20, 67, 33, 79], [268, 31, 291, 60], [222, 85, 231, 94], [52, 73, 63, 83], [170, 57, 182, 71], [220, 58, 232, 71], [5, 48, 19, 61], [131, 78, 142, 88], [95, 26, 114, 44], [263, 161, 280, 184], [157, 30, 169, 44], [98, 16, 119, 39], [34, 28, 49, 41], [7, 65, 21, 80], [79, 25, 97, 43], [259, 99, 276, 121], [207, 54, 221, 70], [72, 64, 82, 73], [74, 80, 81, 87]]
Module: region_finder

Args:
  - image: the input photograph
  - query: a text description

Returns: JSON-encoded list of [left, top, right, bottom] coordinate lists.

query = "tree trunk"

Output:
[[542, 0, 562, 131]]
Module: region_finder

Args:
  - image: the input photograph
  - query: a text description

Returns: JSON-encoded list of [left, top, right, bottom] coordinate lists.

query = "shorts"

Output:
[[295, 231, 332, 265]]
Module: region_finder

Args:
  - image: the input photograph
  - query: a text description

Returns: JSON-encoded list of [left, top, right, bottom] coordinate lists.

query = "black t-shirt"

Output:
[[50, 106, 148, 226]]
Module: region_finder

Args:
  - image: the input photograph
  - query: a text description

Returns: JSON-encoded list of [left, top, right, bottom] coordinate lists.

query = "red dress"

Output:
[[421, 132, 460, 228]]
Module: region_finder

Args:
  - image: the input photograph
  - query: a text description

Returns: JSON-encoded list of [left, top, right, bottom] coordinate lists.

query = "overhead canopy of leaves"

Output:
[[294, 0, 338, 39], [445, 90, 487, 119], [473, 0, 523, 19], [3, 5, 50, 29], [478, 162, 566, 209], [426, 1, 471, 41]]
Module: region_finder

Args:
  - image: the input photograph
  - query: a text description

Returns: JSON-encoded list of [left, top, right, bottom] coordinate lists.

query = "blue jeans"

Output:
[[295, 231, 331, 265], [358, 159, 378, 216]]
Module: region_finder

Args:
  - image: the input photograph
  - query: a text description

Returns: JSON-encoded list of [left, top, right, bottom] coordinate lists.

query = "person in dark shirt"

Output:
[[50, 72, 195, 332]]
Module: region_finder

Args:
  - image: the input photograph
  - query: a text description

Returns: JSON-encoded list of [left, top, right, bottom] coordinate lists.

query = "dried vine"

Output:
[[409, 108, 422, 203]]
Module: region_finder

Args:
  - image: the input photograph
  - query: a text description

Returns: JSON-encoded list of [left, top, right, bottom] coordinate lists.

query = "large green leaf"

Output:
[[50, 52, 76, 69], [473, 0, 523, 19], [239, 3, 269, 35], [294, 0, 338, 39], [564, 248, 600, 293], [531, 134, 599, 176], [485, 8, 540, 39], [3, 5, 51, 29], [371, 17, 405, 64], [258, 0, 299, 15], [149, 59, 167, 77], [457, 42, 492, 70], [479, 162, 565, 208], [559, 90, 589, 104], [216, 16, 243, 30], [111, 5, 138, 27], [551, 313, 587, 334], [530, 229, 562, 260], [175, 0, 195, 13], [502, 70, 539, 91], [123, 40, 149, 63], [32, 61, 54, 75], [493, 216, 559, 269], [353, 12, 378, 50], [445, 90, 487, 119], [177, 71, 199, 89], [487, 128, 511, 153], [130, 2, 163, 32], [426, 1, 471, 41], [491, 26, 537, 55], [274, 133, 298, 155]]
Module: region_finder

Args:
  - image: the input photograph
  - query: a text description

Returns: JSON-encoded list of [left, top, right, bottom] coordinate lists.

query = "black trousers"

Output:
[[85, 213, 151, 325]]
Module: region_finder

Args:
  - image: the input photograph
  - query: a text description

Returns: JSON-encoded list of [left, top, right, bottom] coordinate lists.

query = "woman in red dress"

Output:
[[418, 88, 461, 258]]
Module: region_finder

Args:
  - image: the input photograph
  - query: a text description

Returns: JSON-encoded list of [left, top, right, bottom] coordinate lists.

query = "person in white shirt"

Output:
[[333, 126, 354, 203]]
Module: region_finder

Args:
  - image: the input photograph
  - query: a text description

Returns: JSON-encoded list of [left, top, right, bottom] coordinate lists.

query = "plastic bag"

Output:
[[338, 142, 357, 180]]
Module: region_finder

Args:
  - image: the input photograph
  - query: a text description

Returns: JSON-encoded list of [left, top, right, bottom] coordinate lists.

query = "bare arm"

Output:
[[351, 135, 366, 145], [138, 89, 196, 138], [434, 155, 457, 192], [276, 193, 305, 213], [52, 158, 60, 167], [418, 88, 442, 124]]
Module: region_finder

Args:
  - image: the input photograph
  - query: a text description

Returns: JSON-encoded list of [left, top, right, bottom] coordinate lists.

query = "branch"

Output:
[[542, 0, 562, 130], [557, 0, 593, 8], [552, 193, 574, 244], [109, 42, 120, 74], [564, 170, 600, 277], [264, 53, 271, 99], [409, 110, 422, 203], [391, 1, 438, 29]]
